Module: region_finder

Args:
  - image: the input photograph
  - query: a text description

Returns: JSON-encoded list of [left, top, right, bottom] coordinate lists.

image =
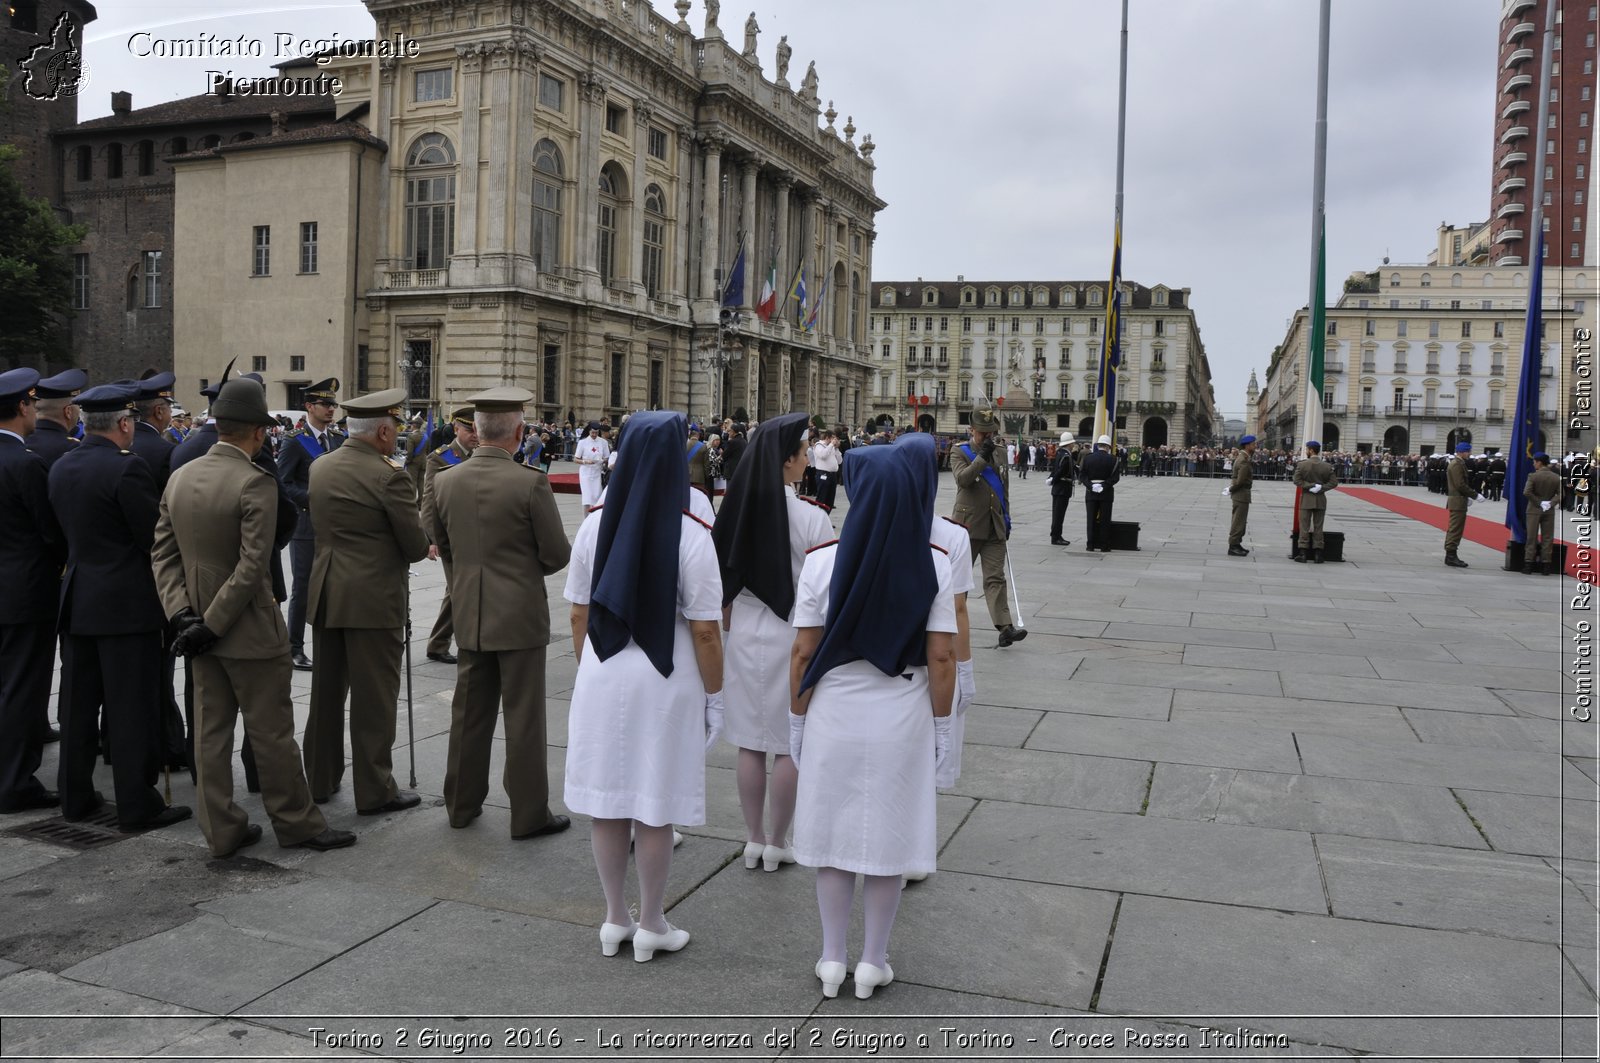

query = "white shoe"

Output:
[[598, 921, 637, 957], [672, 828, 683, 848], [903, 869, 929, 883], [815, 959, 847, 998], [632, 923, 690, 962], [853, 961, 894, 999], [762, 844, 795, 872], [742, 841, 765, 869]]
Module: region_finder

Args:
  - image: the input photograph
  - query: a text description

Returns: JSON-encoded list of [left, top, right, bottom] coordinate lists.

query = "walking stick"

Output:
[[1004, 550, 1026, 631], [405, 585, 417, 790]]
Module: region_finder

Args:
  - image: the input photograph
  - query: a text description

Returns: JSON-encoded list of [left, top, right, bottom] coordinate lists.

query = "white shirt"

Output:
[[575, 437, 610, 468], [812, 441, 840, 473]]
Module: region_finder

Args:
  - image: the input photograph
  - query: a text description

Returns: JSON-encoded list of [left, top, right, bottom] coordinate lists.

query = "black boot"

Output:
[[1523, 560, 1537, 574], [1544, 559, 1557, 575], [1445, 552, 1468, 568], [1312, 548, 1324, 564]]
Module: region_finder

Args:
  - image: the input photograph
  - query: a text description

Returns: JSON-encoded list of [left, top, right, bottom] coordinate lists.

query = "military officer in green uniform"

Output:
[[303, 389, 431, 814], [431, 387, 573, 838], [420, 406, 478, 665], [950, 407, 1025, 647], [1443, 441, 1481, 568], [1225, 434, 1256, 556], [1291, 440, 1338, 564], [1522, 452, 1563, 575], [153, 378, 355, 857]]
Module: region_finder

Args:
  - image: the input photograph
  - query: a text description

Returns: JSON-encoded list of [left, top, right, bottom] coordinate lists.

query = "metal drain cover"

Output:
[[9, 805, 132, 850]]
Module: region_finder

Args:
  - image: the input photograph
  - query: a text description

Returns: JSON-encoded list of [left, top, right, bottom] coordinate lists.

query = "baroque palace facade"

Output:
[[868, 279, 1219, 447], [171, 0, 884, 423]]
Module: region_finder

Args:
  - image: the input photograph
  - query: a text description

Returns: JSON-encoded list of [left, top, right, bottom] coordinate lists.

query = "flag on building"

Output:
[[1505, 230, 1545, 545], [721, 237, 746, 307], [787, 263, 808, 324], [756, 256, 778, 321], [803, 273, 828, 333], [1092, 219, 1124, 441]]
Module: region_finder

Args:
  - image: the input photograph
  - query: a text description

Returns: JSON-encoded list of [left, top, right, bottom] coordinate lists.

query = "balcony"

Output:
[[1507, 21, 1535, 42], [1497, 200, 1526, 218], [1357, 405, 1377, 416], [1498, 228, 1525, 244], [1540, 364, 1554, 377], [1426, 363, 1442, 374], [1361, 362, 1377, 373], [1324, 360, 1345, 373], [1148, 361, 1167, 374], [1136, 400, 1178, 414], [1503, 73, 1533, 93], [1497, 175, 1527, 195], [1503, 47, 1534, 69], [1393, 363, 1408, 374], [1500, 124, 1529, 143], [1501, 100, 1531, 121], [1500, 151, 1528, 168], [1324, 403, 1349, 415], [1495, 254, 1524, 267], [382, 268, 447, 289], [1539, 409, 1557, 422], [1507, 0, 1535, 14], [1457, 364, 1473, 376], [1485, 409, 1506, 422], [1491, 364, 1505, 375]]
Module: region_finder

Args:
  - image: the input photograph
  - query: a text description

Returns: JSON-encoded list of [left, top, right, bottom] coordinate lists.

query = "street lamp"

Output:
[[1405, 392, 1420, 460], [695, 310, 745, 424]]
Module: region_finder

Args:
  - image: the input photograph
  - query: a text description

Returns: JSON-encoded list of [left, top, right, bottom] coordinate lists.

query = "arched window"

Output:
[[200, 135, 223, 150], [73, 145, 91, 181], [851, 272, 862, 342], [1088, 286, 1103, 307], [106, 143, 124, 179], [642, 183, 667, 297], [136, 140, 155, 176], [532, 139, 563, 271], [165, 136, 187, 156], [230, 132, 255, 144], [597, 162, 628, 287], [1450, 272, 1463, 287], [833, 263, 848, 337], [405, 133, 456, 270]]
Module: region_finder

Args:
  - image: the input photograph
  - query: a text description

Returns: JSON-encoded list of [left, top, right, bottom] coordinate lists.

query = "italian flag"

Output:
[[756, 258, 778, 321]]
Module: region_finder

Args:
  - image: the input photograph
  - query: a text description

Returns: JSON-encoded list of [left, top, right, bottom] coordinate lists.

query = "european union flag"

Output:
[[1505, 231, 1544, 545]]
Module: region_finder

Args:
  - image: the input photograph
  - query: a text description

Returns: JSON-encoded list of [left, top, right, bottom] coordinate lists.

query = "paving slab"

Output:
[[981, 678, 1173, 720], [1285, 671, 1516, 713], [1499, 687, 1580, 720], [1267, 632, 1461, 661], [1369, 657, 1570, 694], [1095, 894, 1571, 1058], [0, 834, 73, 883], [939, 800, 1326, 912], [1101, 622, 1275, 648], [1191, 612, 1357, 639], [1565, 943, 1599, 999], [1180, 644, 1380, 677], [0, 968, 212, 1058], [1401, 707, 1565, 754], [1146, 765, 1486, 849], [1316, 834, 1587, 946], [1026, 713, 1303, 774], [943, 745, 1148, 814], [1458, 790, 1600, 860], [958, 704, 1044, 749], [1168, 691, 1416, 743], [1072, 658, 1284, 697], [1296, 733, 1576, 797], [195, 878, 436, 956]]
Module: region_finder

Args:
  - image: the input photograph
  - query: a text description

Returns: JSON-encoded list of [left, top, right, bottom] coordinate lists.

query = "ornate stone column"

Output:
[[577, 71, 608, 277], [631, 99, 654, 298], [772, 170, 793, 324], [378, 56, 403, 275], [455, 43, 485, 256], [740, 158, 758, 311], [698, 133, 724, 301]]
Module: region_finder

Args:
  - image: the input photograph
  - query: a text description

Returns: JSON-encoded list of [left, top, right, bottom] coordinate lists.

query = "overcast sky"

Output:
[[81, 0, 1498, 418]]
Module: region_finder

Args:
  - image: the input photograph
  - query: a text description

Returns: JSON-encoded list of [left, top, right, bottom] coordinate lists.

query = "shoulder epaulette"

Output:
[[683, 509, 714, 533], [930, 542, 948, 555], [806, 539, 839, 554], [800, 495, 832, 512], [940, 515, 968, 529]]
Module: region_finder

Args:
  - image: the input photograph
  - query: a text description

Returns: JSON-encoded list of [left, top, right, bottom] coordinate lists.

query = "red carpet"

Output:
[[547, 471, 580, 495], [1341, 486, 1592, 580]]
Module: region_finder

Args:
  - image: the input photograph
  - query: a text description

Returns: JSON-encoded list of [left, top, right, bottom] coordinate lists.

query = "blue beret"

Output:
[[0, 367, 41, 405], [1533, 452, 1551, 462], [1455, 442, 1472, 453], [77, 381, 142, 413], [1239, 434, 1257, 446], [36, 368, 87, 399], [1305, 440, 1321, 450]]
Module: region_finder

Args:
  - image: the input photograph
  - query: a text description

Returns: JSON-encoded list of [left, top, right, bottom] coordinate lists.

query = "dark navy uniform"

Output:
[[23, 419, 77, 469], [47, 384, 188, 830], [1079, 441, 1120, 552], [128, 373, 184, 764], [277, 379, 343, 663], [0, 370, 66, 812], [24, 368, 87, 470]]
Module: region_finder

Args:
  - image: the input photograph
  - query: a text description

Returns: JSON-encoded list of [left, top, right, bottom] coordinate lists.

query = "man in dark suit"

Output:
[[47, 382, 190, 831], [0, 370, 66, 813], [25, 368, 86, 470], [1079, 435, 1120, 552], [126, 371, 185, 769], [1046, 433, 1076, 546], [277, 378, 342, 671]]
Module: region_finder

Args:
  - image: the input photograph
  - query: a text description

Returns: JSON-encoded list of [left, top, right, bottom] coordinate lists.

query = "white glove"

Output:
[[955, 659, 976, 716], [1475, 494, 1487, 504], [933, 714, 955, 788], [1091, 482, 1104, 494], [704, 690, 725, 752], [1541, 500, 1554, 512], [787, 712, 806, 767], [1309, 483, 1322, 494], [1223, 486, 1232, 497]]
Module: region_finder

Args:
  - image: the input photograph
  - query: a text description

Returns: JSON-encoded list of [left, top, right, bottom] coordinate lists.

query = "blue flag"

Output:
[[412, 405, 434, 459], [721, 238, 746, 307], [1094, 219, 1123, 440], [1505, 231, 1544, 545]]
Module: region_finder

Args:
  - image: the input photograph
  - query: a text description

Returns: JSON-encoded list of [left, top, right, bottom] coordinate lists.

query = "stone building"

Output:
[[176, 0, 884, 425], [54, 85, 339, 382], [866, 278, 1218, 447], [1256, 260, 1593, 454]]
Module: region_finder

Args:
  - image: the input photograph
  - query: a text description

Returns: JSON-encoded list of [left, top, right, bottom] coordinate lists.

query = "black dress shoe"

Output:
[[513, 814, 571, 840], [291, 653, 313, 671], [357, 790, 422, 816], [0, 789, 60, 813], [426, 650, 458, 664], [1009, 626, 1029, 643], [997, 626, 1015, 648], [123, 805, 192, 832], [218, 823, 263, 858], [43, 726, 60, 744], [296, 827, 357, 851], [311, 783, 341, 804], [1227, 546, 1249, 556], [1051, 538, 1070, 546], [62, 791, 106, 821], [450, 807, 483, 829]]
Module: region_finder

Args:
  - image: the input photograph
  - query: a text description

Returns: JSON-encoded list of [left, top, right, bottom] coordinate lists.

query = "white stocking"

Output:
[[633, 821, 675, 934], [736, 748, 767, 843], [815, 865, 856, 965], [860, 873, 903, 969], [590, 818, 632, 927]]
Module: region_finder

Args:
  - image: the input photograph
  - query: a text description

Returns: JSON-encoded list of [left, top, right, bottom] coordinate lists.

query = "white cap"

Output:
[[1060, 432, 1074, 444], [1097, 435, 1112, 446]]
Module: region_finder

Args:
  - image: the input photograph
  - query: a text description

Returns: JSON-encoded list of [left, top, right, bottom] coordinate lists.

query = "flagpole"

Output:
[[1295, 0, 1331, 456], [1094, 0, 1129, 445]]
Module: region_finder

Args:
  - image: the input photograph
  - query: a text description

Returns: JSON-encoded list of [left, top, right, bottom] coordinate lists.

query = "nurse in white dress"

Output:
[[573, 421, 610, 510], [788, 440, 958, 1000], [563, 411, 725, 963], [712, 413, 834, 873]]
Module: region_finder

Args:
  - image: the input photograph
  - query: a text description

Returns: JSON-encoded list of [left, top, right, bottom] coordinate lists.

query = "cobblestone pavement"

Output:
[[1, 472, 1594, 1061]]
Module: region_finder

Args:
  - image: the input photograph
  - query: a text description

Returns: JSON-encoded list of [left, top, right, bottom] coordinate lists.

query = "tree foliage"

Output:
[[0, 142, 85, 370]]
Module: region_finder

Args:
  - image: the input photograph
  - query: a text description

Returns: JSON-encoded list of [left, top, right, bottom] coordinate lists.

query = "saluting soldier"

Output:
[[1443, 441, 1481, 569], [277, 378, 343, 671], [1225, 434, 1257, 557], [0, 370, 66, 812], [431, 387, 573, 837], [47, 382, 190, 831], [1522, 452, 1563, 575], [25, 368, 86, 469], [419, 406, 478, 666], [303, 389, 430, 814], [950, 407, 1025, 648], [153, 378, 356, 857], [1291, 440, 1339, 564]]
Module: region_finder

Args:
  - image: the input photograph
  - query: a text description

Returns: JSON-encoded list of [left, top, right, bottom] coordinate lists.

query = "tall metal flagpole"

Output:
[[1295, 0, 1331, 454], [1094, 0, 1129, 444]]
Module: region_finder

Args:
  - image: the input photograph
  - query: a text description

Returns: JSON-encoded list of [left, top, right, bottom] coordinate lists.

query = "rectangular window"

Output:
[[107, 144, 123, 179], [290, 355, 306, 373], [1420, 298, 1430, 309], [142, 250, 162, 307], [908, 317, 918, 332], [1481, 299, 1492, 310], [299, 221, 318, 274], [1394, 387, 1404, 409], [987, 317, 996, 332], [1390, 299, 1400, 309], [938, 346, 948, 364], [356, 345, 369, 391], [642, 215, 665, 297], [609, 352, 625, 408], [541, 344, 560, 407], [924, 317, 933, 331], [538, 74, 564, 110], [252, 225, 270, 276], [1010, 317, 1020, 332], [959, 380, 970, 402], [605, 105, 625, 135], [72, 253, 88, 309], [1326, 320, 1337, 336], [74, 145, 90, 181], [647, 126, 668, 159], [1494, 321, 1504, 338], [1059, 381, 1070, 400], [649, 359, 663, 409], [1580, 164, 1588, 179], [962, 317, 971, 332], [1579, 190, 1587, 204], [880, 344, 890, 359], [1397, 320, 1407, 337], [1364, 320, 1375, 336], [939, 317, 948, 332], [251, 356, 267, 373], [1428, 320, 1440, 338], [1154, 319, 1165, 336], [1090, 318, 1099, 335], [1574, 242, 1583, 258], [415, 68, 452, 102], [1461, 322, 1471, 338], [1086, 381, 1096, 402], [1035, 317, 1045, 333]]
